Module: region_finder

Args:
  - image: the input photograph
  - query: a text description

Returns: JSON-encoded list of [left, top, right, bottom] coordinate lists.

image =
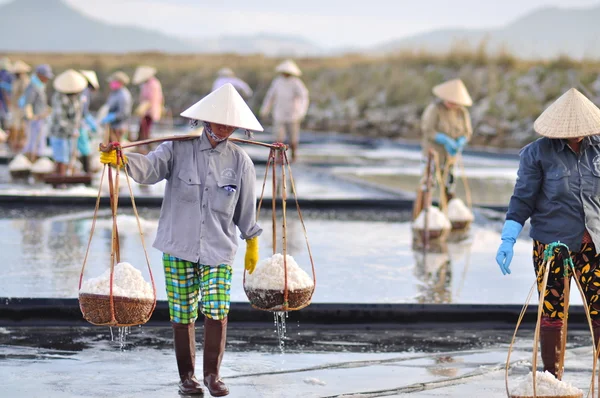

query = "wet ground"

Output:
[[1, 325, 597, 397]]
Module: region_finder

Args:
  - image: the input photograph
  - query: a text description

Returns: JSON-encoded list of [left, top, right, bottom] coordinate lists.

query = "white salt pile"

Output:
[[447, 198, 474, 222], [31, 157, 55, 174], [511, 371, 583, 397], [8, 154, 32, 171], [413, 206, 451, 230], [245, 253, 314, 291], [80, 262, 154, 299], [0, 127, 7, 143]]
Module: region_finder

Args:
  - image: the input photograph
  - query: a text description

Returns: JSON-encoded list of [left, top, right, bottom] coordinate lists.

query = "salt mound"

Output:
[[8, 154, 32, 171], [80, 262, 154, 299], [245, 253, 314, 291], [0, 128, 7, 143], [413, 206, 451, 230], [31, 157, 55, 174], [511, 371, 583, 397], [447, 198, 474, 222]]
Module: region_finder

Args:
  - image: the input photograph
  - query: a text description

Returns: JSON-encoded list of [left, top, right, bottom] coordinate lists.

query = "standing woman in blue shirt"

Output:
[[496, 88, 600, 378], [100, 71, 132, 143], [78, 70, 99, 174]]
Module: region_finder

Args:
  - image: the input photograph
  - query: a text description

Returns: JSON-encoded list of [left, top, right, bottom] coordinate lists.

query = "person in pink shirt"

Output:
[[133, 65, 163, 153]]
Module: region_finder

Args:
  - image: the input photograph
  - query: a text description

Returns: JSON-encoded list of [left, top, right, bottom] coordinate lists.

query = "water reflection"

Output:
[[413, 235, 475, 304]]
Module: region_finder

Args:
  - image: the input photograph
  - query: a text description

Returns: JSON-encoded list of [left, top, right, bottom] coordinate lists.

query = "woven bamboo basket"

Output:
[[79, 293, 154, 326], [10, 169, 30, 180], [412, 227, 450, 243], [245, 286, 313, 311], [450, 220, 472, 232], [32, 171, 52, 183]]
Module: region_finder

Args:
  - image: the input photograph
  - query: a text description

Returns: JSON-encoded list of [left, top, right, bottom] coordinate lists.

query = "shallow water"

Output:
[[0, 205, 556, 305]]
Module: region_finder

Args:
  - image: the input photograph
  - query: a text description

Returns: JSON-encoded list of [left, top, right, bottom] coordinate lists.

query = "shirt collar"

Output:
[[199, 129, 227, 153], [556, 135, 600, 152]]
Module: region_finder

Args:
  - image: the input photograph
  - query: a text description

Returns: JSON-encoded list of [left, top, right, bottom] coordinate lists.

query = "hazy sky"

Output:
[[39, 0, 600, 47]]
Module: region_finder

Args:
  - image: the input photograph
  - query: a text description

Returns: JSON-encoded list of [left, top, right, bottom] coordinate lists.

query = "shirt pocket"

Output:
[[175, 170, 201, 203], [211, 178, 238, 216], [543, 167, 571, 200]]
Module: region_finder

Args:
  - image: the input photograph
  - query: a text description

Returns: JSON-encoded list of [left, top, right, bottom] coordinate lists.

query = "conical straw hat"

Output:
[[133, 66, 157, 85], [53, 69, 88, 94], [107, 71, 130, 85], [534, 88, 600, 138], [180, 83, 264, 132], [275, 60, 302, 77], [79, 70, 99, 89], [12, 60, 31, 74], [218, 67, 235, 77], [432, 79, 473, 107]]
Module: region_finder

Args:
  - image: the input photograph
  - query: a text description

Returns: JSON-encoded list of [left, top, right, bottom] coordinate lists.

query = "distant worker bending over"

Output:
[[212, 68, 253, 98], [260, 60, 309, 163]]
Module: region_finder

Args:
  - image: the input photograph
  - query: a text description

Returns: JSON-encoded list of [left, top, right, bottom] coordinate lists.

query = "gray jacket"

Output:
[[106, 87, 132, 129], [126, 133, 262, 264], [506, 136, 600, 251]]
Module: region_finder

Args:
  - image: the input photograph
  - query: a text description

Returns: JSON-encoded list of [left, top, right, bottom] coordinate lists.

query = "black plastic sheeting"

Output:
[[0, 298, 590, 328]]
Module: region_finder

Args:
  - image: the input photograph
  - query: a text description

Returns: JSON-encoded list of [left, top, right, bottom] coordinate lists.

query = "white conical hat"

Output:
[[79, 70, 99, 89], [107, 71, 130, 85], [275, 60, 302, 77], [432, 79, 473, 107], [53, 69, 88, 94], [12, 60, 31, 74], [534, 88, 600, 138], [218, 67, 235, 77], [133, 66, 157, 85], [180, 83, 264, 131]]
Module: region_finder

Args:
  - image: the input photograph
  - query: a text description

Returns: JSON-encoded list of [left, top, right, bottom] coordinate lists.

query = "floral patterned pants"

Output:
[[533, 240, 600, 322]]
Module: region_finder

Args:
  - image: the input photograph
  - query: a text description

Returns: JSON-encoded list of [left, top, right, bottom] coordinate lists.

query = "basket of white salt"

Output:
[[510, 371, 583, 398], [447, 198, 474, 231], [31, 157, 55, 182], [8, 154, 32, 180], [412, 205, 451, 243], [79, 148, 157, 326], [244, 253, 315, 311], [79, 262, 155, 326]]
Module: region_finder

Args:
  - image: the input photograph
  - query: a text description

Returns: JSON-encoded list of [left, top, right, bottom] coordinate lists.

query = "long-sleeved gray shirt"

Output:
[[105, 87, 132, 129], [506, 136, 600, 251], [125, 133, 262, 265], [23, 81, 48, 117]]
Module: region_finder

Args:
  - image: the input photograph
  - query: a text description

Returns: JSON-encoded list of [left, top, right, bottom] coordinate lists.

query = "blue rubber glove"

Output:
[[456, 136, 468, 152], [100, 112, 117, 125], [496, 220, 523, 275], [434, 132, 458, 156], [18, 95, 26, 109], [84, 113, 98, 132]]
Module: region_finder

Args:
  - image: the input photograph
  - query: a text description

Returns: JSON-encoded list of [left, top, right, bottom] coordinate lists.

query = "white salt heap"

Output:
[[413, 206, 451, 230], [0, 127, 7, 143], [8, 154, 32, 171], [447, 198, 474, 222], [245, 253, 314, 291], [31, 157, 55, 174], [80, 262, 154, 299], [511, 371, 583, 397]]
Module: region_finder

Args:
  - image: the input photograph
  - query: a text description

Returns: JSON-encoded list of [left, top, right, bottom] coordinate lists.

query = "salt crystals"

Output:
[[511, 371, 583, 397], [245, 253, 314, 291], [447, 198, 474, 222], [0, 127, 7, 143], [80, 262, 154, 299], [31, 157, 55, 174], [8, 154, 32, 171], [413, 206, 451, 230]]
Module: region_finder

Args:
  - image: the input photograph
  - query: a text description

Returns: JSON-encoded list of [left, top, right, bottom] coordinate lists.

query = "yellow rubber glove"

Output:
[[245, 237, 259, 274], [99, 149, 127, 168]]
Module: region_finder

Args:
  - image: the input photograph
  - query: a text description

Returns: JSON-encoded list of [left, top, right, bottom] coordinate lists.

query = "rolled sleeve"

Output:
[[234, 164, 262, 240], [506, 143, 542, 225], [126, 141, 173, 184]]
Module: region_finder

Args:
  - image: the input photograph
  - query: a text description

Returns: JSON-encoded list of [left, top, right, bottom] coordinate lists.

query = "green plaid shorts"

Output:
[[163, 253, 233, 324]]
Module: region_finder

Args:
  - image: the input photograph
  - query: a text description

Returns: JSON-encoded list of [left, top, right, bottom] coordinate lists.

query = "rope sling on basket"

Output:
[[78, 144, 157, 327], [505, 242, 594, 398], [243, 143, 317, 312]]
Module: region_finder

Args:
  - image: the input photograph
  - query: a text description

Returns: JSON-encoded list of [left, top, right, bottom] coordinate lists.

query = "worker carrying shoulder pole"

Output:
[[420, 78, 473, 201], [100, 83, 263, 397]]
